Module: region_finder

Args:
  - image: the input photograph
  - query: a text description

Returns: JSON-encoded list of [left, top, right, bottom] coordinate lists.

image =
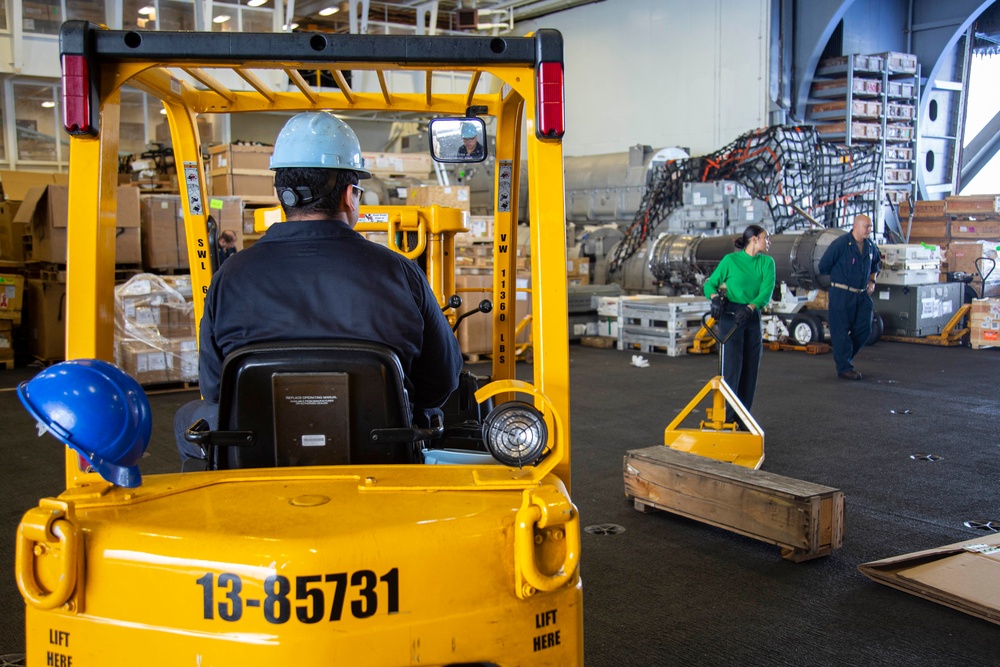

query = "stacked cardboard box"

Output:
[[0, 274, 24, 367], [115, 274, 198, 386], [361, 152, 432, 178], [970, 298, 1000, 350], [140, 194, 244, 271], [13, 183, 141, 265], [452, 223, 531, 358], [567, 257, 590, 286], [207, 144, 275, 198], [407, 185, 471, 212]]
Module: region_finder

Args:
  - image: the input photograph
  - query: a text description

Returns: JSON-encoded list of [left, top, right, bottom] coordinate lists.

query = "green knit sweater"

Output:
[[703, 250, 776, 310]]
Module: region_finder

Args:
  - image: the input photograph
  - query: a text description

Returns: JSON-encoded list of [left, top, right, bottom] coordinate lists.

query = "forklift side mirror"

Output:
[[429, 117, 488, 163]]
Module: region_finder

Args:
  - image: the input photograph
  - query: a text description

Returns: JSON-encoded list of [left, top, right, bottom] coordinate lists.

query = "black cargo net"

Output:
[[608, 125, 882, 275]]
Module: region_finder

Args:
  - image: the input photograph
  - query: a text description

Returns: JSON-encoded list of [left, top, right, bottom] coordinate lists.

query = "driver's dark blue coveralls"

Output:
[[175, 218, 463, 467]]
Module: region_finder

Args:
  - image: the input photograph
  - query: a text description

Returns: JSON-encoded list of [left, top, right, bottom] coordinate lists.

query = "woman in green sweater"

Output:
[[703, 224, 776, 428]]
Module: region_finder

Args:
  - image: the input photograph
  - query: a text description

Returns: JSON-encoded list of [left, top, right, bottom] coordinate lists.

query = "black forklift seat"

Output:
[[191, 339, 437, 470]]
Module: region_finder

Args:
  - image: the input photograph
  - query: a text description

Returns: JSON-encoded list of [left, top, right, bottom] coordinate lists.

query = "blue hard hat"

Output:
[[269, 111, 371, 178], [461, 122, 479, 139], [17, 359, 152, 488]]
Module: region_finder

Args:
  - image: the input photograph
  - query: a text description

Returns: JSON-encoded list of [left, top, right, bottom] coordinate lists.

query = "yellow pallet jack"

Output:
[[665, 313, 764, 469]]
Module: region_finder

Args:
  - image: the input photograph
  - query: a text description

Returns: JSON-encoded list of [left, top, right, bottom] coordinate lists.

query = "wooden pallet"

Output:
[[625, 446, 844, 562], [618, 332, 695, 357], [580, 335, 616, 349]]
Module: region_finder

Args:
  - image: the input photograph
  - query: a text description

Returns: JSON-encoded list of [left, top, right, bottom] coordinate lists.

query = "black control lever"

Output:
[[452, 299, 493, 332], [442, 294, 462, 312]]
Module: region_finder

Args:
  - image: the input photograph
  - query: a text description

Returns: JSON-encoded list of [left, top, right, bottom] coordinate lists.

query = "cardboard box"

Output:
[[116, 273, 196, 343], [0, 318, 13, 366], [117, 339, 171, 385], [970, 298, 1000, 349], [208, 196, 245, 251], [859, 532, 1000, 626], [208, 144, 275, 197], [0, 201, 27, 262], [407, 185, 471, 213], [0, 170, 67, 202], [0, 274, 25, 324], [166, 337, 199, 383], [16, 185, 143, 264], [454, 272, 531, 356], [140, 194, 185, 270], [116, 185, 142, 265], [567, 257, 590, 276], [17, 185, 68, 264], [361, 152, 432, 177], [24, 278, 66, 362]]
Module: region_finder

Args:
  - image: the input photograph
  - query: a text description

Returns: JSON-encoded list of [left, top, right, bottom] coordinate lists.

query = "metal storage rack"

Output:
[[809, 52, 920, 229]]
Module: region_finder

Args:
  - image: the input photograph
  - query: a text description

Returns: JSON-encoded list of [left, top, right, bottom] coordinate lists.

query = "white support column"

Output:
[[2, 79, 17, 169], [348, 0, 370, 34], [415, 1, 439, 36], [10, 0, 23, 73], [193, 0, 211, 32]]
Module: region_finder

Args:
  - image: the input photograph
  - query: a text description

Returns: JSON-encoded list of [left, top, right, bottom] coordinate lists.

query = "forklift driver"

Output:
[[175, 111, 463, 470]]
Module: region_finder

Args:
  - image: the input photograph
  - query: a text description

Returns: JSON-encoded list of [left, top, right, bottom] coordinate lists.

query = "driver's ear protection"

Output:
[[278, 186, 315, 207]]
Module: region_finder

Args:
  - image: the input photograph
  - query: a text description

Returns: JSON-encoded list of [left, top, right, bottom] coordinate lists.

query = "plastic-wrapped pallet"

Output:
[[114, 273, 197, 386]]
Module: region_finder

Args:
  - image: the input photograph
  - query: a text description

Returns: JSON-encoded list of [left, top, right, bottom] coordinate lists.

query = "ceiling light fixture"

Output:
[[41, 101, 56, 108], [282, 22, 299, 30], [138, 5, 155, 15], [318, 6, 339, 16], [213, 14, 231, 23], [246, 0, 267, 6]]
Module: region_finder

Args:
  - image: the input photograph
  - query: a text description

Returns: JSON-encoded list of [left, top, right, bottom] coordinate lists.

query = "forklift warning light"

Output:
[[537, 62, 564, 139], [62, 55, 94, 135]]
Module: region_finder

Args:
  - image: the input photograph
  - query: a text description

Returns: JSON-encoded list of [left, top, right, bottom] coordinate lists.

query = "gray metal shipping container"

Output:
[[873, 282, 963, 337]]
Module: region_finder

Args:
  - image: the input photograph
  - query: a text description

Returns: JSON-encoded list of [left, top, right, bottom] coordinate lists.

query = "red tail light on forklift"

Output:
[[536, 61, 564, 139], [62, 55, 94, 135]]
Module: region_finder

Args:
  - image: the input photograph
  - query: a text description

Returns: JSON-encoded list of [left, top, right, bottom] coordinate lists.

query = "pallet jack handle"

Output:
[[975, 257, 996, 299], [701, 311, 739, 375]]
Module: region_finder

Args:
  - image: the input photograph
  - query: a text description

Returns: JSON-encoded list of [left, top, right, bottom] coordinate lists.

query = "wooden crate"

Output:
[[624, 446, 844, 562], [899, 200, 946, 219], [945, 195, 1000, 219]]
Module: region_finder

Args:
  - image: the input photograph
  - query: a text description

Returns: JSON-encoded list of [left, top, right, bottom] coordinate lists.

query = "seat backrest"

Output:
[[211, 339, 414, 470]]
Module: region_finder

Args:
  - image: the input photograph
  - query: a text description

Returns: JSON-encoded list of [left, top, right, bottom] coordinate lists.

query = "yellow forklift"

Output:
[[15, 21, 580, 665]]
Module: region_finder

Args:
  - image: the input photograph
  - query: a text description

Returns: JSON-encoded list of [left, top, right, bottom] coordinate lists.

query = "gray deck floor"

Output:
[[2, 339, 999, 665]]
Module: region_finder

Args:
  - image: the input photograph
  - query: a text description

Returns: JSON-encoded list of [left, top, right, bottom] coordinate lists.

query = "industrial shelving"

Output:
[[809, 52, 920, 221]]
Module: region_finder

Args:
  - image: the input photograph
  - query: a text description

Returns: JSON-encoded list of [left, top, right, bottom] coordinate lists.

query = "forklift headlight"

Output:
[[482, 401, 549, 468]]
